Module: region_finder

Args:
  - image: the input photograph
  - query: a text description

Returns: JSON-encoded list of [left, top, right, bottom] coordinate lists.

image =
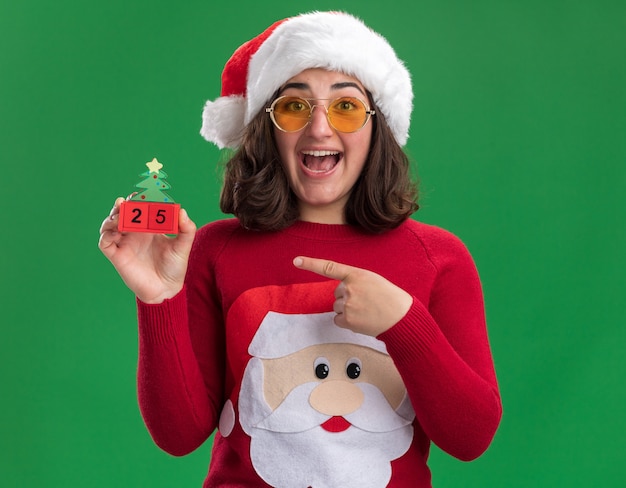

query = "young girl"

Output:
[[99, 11, 501, 488]]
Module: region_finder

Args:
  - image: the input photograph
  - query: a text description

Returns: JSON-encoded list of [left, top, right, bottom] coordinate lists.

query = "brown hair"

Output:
[[219, 97, 419, 233]]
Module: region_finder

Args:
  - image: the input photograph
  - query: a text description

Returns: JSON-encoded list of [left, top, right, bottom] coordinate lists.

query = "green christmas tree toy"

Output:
[[118, 158, 181, 234]]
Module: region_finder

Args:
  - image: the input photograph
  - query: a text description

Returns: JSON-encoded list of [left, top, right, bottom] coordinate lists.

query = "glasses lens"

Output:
[[272, 97, 311, 131], [327, 97, 368, 132]]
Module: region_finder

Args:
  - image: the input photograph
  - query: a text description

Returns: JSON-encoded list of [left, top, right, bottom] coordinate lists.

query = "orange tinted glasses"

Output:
[[266, 96, 375, 133]]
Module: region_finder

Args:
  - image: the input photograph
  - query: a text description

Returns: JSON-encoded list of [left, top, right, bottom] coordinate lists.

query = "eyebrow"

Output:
[[280, 81, 366, 96]]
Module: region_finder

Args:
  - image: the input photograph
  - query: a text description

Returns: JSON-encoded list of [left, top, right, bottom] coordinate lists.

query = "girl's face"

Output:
[[273, 69, 373, 224]]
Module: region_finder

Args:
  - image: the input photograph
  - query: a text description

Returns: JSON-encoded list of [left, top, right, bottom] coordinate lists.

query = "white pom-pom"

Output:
[[200, 95, 247, 149]]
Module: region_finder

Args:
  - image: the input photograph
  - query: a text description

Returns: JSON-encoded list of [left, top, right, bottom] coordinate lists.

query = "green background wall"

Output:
[[2, 0, 624, 486]]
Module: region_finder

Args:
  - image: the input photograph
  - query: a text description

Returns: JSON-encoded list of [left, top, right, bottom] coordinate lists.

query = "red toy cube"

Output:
[[118, 201, 180, 234]]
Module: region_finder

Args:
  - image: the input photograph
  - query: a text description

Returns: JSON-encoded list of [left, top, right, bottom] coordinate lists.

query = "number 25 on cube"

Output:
[[118, 158, 181, 234]]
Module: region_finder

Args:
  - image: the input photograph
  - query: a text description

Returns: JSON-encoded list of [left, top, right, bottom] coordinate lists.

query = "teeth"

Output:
[[302, 150, 340, 157]]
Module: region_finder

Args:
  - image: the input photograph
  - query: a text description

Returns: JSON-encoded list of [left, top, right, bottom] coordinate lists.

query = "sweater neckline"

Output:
[[283, 220, 371, 241]]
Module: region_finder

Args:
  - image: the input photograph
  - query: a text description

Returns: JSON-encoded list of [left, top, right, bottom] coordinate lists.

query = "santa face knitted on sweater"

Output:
[[215, 281, 415, 488], [240, 312, 414, 487]]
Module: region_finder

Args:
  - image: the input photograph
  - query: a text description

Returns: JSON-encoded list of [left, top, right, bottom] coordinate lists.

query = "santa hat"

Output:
[[200, 11, 413, 149], [248, 311, 389, 359]]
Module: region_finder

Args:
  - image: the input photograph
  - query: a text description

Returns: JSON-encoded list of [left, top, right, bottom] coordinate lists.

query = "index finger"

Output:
[[293, 256, 355, 280]]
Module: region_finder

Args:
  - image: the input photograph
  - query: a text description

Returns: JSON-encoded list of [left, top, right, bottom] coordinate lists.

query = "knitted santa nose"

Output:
[[200, 11, 413, 149]]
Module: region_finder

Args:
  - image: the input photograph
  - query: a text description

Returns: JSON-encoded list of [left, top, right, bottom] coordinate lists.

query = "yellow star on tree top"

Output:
[[146, 158, 163, 173]]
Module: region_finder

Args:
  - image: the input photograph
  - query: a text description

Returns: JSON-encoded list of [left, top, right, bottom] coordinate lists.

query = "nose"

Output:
[[309, 380, 364, 416], [306, 104, 334, 137]]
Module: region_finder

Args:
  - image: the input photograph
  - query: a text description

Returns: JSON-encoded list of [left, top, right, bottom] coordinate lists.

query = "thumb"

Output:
[[172, 208, 196, 250], [293, 256, 355, 281]]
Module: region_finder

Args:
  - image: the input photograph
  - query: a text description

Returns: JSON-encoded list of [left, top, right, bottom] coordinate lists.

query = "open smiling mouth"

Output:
[[301, 150, 341, 174]]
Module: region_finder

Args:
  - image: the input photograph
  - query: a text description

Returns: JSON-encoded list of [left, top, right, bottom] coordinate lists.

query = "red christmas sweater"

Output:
[[136, 218, 502, 487]]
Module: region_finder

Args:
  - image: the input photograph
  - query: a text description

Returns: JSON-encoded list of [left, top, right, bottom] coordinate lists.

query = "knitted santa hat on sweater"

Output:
[[249, 311, 389, 359], [200, 11, 413, 149]]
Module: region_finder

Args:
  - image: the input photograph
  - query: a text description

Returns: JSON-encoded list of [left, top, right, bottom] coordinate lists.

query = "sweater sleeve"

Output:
[[136, 227, 227, 456], [378, 230, 502, 461]]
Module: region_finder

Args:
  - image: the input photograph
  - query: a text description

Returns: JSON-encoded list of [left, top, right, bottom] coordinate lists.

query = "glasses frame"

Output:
[[265, 96, 376, 134]]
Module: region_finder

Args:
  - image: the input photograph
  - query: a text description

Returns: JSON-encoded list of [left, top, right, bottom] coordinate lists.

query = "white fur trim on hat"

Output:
[[248, 311, 389, 359], [201, 11, 413, 149], [200, 95, 246, 149]]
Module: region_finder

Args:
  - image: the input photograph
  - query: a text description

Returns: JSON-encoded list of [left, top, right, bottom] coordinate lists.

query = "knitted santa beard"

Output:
[[200, 11, 413, 149]]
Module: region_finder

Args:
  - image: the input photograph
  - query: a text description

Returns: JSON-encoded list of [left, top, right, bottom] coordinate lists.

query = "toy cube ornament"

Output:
[[118, 158, 180, 234]]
